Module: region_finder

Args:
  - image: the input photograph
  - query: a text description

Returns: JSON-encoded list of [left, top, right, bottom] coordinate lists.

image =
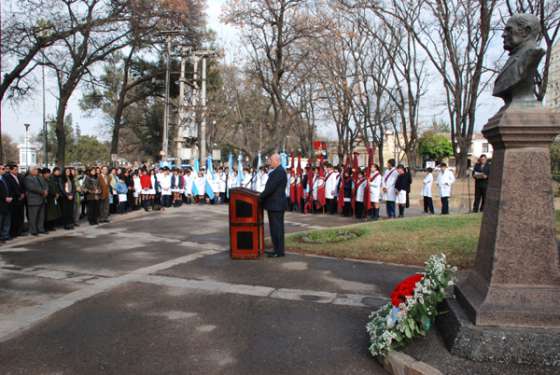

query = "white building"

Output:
[[547, 42, 560, 109], [18, 143, 39, 169], [469, 134, 493, 161]]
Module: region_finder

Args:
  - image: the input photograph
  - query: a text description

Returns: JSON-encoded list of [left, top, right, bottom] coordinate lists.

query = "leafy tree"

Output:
[[418, 131, 453, 161], [1, 134, 19, 164], [550, 140, 560, 181], [68, 136, 110, 166]]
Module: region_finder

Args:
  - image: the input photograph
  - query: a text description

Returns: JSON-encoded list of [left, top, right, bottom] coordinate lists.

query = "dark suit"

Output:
[[260, 166, 288, 256], [0, 176, 12, 240], [4, 173, 25, 237], [23, 174, 48, 235]]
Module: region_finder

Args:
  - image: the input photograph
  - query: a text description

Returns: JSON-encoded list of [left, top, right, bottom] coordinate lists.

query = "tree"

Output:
[[224, 0, 320, 151], [371, 0, 500, 177], [418, 131, 454, 161], [1, 134, 19, 164], [68, 136, 110, 166]]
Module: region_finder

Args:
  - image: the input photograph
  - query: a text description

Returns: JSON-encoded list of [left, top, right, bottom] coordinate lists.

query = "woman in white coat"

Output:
[[437, 163, 455, 215], [381, 159, 398, 218], [422, 167, 434, 214], [368, 164, 382, 221]]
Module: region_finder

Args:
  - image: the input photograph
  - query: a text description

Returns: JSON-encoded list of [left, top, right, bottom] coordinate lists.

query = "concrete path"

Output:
[[0, 205, 421, 374]]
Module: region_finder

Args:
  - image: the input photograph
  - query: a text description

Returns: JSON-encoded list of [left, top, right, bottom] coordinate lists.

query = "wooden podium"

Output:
[[229, 188, 264, 259]]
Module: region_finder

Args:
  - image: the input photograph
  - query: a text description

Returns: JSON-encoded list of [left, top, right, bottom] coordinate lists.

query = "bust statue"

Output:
[[493, 14, 545, 107]]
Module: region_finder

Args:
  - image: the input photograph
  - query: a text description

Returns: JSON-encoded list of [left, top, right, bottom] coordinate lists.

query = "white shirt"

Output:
[[256, 172, 268, 193], [355, 179, 367, 202], [242, 174, 252, 189], [194, 175, 206, 196], [159, 173, 172, 195], [422, 174, 433, 198], [437, 169, 455, 198]]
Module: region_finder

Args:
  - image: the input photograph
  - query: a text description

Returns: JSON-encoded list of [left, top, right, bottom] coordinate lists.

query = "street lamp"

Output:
[[24, 123, 31, 169]]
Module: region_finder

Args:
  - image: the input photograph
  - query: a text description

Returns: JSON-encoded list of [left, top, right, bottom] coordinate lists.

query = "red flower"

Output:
[[390, 274, 424, 307]]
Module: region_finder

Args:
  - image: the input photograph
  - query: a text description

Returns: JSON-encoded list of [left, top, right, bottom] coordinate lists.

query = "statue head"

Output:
[[502, 14, 541, 53]]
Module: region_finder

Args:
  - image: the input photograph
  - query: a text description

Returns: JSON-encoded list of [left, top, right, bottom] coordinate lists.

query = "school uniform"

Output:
[[437, 169, 455, 215], [194, 175, 206, 202], [183, 174, 194, 203], [354, 178, 367, 219], [325, 171, 339, 214], [368, 172, 382, 220], [159, 173, 172, 207], [395, 174, 410, 217], [382, 168, 398, 218], [422, 173, 434, 214]]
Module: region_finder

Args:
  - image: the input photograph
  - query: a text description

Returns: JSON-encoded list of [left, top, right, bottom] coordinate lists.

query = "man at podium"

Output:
[[259, 154, 288, 257]]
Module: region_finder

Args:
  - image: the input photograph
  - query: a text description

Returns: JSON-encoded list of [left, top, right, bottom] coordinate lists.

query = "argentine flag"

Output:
[[205, 155, 215, 200], [227, 153, 234, 198], [280, 152, 288, 169], [192, 159, 200, 196], [237, 154, 244, 187]]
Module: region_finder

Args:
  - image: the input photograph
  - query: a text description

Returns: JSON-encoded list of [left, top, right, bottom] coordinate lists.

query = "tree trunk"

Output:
[[55, 93, 71, 166]]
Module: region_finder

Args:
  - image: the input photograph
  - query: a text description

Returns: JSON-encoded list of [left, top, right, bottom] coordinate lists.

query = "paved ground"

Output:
[[0, 204, 422, 375]]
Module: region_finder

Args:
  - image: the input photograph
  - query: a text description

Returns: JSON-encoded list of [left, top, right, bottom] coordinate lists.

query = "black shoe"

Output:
[[266, 253, 285, 258]]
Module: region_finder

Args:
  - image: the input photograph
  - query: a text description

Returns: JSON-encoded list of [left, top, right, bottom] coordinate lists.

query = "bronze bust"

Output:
[[493, 14, 545, 107]]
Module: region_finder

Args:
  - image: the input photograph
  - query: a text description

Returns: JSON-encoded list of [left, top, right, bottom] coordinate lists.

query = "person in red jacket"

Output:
[[139, 169, 153, 211]]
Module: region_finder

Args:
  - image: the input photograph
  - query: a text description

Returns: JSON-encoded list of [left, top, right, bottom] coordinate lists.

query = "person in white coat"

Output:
[[324, 164, 340, 215], [368, 164, 382, 220], [381, 159, 398, 218], [256, 167, 268, 193], [194, 170, 207, 203], [422, 167, 434, 214], [159, 168, 173, 208], [437, 163, 455, 215], [183, 169, 194, 204], [354, 169, 367, 219]]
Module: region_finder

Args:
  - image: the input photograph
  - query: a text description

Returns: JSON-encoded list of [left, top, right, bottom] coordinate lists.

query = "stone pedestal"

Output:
[[438, 104, 560, 366]]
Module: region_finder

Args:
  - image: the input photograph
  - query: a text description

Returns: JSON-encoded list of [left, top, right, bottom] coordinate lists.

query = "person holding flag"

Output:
[[236, 154, 245, 189], [316, 157, 327, 213]]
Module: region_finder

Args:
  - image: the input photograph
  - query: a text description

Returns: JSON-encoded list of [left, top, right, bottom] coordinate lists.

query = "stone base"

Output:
[[436, 298, 560, 368]]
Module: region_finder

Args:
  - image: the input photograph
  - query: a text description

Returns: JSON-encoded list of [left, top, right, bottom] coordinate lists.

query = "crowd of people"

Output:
[[0, 152, 476, 244]]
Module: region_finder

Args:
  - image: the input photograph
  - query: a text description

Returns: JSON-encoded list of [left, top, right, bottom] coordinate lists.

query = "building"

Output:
[[468, 134, 493, 162], [18, 142, 39, 169], [547, 42, 560, 109]]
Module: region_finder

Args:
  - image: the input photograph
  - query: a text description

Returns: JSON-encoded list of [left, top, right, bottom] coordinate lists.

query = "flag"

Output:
[[205, 155, 215, 200], [192, 159, 200, 196], [290, 152, 297, 204], [237, 154, 244, 187], [364, 147, 374, 213], [317, 154, 326, 209], [338, 154, 351, 211], [227, 153, 233, 198], [280, 152, 288, 169]]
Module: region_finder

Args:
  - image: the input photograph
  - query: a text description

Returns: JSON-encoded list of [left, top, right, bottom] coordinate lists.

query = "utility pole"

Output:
[[193, 49, 219, 166], [42, 56, 48, 167], [162, 35, 172, 161], [176, 47, 189, 167]]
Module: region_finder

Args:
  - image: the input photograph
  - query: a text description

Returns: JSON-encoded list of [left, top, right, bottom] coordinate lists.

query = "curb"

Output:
[[380, 351, 443, 375]]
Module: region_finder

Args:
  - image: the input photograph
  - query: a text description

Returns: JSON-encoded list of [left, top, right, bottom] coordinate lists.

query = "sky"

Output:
[[1, 0, 503, 145]]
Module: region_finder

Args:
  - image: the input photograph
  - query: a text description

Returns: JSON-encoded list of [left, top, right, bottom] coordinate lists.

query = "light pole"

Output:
[[24, 123, 30, 169], [42, 55, 48, 167], [162, 34, 172, 161]]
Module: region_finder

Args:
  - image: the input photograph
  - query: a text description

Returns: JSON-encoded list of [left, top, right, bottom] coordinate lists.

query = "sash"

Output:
[[384, 169, 395, 183]]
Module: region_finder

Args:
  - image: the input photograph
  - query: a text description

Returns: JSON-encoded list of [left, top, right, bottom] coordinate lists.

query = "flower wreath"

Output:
[[366, 254, 457, 357]]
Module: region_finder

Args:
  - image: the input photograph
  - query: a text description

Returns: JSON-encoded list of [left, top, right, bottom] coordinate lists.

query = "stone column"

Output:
[[438, 104, 560, 366]]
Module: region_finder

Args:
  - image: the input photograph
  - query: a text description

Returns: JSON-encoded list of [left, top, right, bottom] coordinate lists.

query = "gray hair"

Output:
[[509, 13, 541, 40]]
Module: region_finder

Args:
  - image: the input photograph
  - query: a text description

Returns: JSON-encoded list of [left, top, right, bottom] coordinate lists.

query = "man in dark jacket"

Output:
[[260, 154, 288, 258], [472, 154, 491, 212], [4, 163, 25, 237], [0, 163, 14, 242]]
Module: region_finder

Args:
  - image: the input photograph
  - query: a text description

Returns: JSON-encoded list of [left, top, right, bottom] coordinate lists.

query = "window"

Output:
[[482, 143, 489, 153]]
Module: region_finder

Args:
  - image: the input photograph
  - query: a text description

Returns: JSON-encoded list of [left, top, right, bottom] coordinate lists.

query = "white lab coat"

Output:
[[218, 173, 227, 193], [159, 173, 172, 195], [256, 172, 268, 193], [242, 174, 252, 189], [229, 173, 239, 189], [325, 171, 339, 199], [369, 172, 382, 203], [437, 169, 455, 198], [133, 176, 142, 198], [194, 175, 206, 196], [382, 168, 398, 202], [422, 174, 433, 198], [183, 174, 194, 195]]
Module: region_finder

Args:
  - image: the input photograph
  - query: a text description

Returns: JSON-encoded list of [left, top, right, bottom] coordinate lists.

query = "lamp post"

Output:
[[24, 123, 30, 169]]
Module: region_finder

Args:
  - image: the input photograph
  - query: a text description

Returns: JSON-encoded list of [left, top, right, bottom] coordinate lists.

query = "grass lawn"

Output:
[[286, 212, 560, 269]]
